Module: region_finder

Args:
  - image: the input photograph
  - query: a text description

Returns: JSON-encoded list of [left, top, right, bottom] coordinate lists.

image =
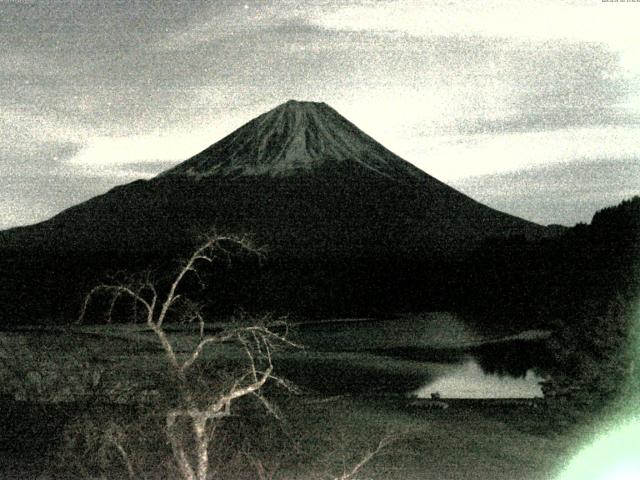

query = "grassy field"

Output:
[[0, 315, 545, 401], [0, 393, 587, 479], [0, 317, 585, 479]]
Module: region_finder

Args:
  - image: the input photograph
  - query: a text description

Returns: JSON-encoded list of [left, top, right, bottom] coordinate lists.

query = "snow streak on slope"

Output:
[[161, 100, 428, 181]]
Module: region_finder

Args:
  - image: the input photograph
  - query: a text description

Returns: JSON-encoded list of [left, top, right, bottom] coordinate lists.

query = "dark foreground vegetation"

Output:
[[0, 394, 586, 480], [0, 197, 638, 478], [460, 196, 640, 417]]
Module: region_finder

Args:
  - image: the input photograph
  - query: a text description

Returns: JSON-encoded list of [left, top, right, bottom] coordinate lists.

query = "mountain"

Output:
[[2, 100, 544, 253], [160, 99, 428, 180], [0, 100, 551, 321]]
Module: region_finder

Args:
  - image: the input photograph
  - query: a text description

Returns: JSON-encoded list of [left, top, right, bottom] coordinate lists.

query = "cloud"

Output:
[[451, 158, 640, 226], [63, 104, 258, 176], [313, 3, 638, 132], [156, 1, 311, 51], [313, 1, 640, 127], [65, 133, 206, 174], [402, 125, 640, 180], [313, 1, 640, 48]]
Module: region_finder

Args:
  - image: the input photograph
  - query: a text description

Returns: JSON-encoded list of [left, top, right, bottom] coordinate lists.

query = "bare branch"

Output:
[[266, 373, 302, 395], [180, 333, 235, 374], [148, 322, 180, 371], [335, 436, 395, 480], [156, 235, 256, 328], [173, 297, 206, 336], [79, 284, 153, 324], [252, 391, 281, 419], [207, 364, 274, 417]]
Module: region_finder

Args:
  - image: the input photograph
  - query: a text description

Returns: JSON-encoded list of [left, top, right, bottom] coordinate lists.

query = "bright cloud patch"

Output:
[[314, 1, 640, 49], [404, 126, 640, 180]]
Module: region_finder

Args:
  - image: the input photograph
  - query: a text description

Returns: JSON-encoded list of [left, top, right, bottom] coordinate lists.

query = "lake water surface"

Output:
[[412, 359, 545, 399], [295, 313, 550, 399]]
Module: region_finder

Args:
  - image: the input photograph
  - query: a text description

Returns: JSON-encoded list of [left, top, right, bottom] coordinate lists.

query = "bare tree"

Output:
[[79, 235, 298, 480]]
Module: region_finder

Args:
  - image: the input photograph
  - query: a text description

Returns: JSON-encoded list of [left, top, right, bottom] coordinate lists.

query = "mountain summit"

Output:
[[161, 100, 425, 180]]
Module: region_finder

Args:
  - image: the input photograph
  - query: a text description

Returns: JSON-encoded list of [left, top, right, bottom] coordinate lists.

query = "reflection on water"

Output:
[[472, 339, 551, 378], [368, 336, 551, 398], [412, 359, 545, 399], [293, 315, 552, 398]]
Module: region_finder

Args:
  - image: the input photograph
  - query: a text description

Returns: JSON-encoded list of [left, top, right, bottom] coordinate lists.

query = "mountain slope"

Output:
[[3, 100, 544, 255], [0, 100, 550, 321], [160, 100, 428, 181]]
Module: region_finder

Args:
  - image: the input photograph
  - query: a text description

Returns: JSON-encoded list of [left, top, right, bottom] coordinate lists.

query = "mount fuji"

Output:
[[3, 100, 545, 254], [0, 100, 551, 321]]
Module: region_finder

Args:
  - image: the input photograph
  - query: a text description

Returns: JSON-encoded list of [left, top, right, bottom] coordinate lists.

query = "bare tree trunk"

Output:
[[167, 412, 196, 480], [194, 415, 209, 480]]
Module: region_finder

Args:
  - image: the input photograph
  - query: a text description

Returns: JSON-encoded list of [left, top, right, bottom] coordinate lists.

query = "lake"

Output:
[[0, 313, 551, 401], [291, 313, 551, 399], [412, 359, 545, 399]]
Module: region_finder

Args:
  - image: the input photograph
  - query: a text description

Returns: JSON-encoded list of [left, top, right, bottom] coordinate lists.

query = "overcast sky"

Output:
[[2, 0, 639, 228]]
